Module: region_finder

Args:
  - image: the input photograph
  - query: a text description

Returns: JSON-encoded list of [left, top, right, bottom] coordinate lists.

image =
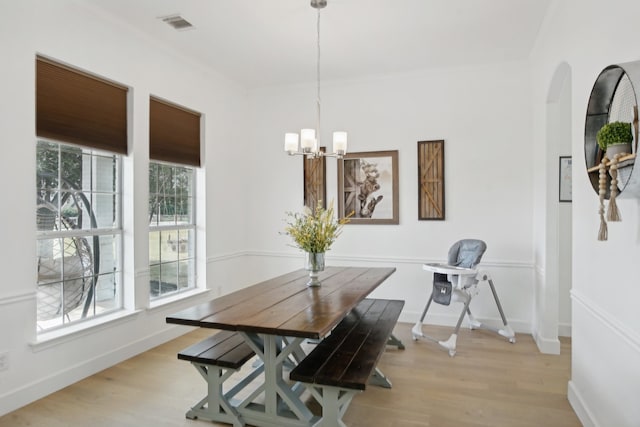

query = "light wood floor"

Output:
[[0, 324, 581, 427]]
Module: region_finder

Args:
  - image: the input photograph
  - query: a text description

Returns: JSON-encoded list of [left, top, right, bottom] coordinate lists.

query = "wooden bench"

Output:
[[290, 298, 405, 427], [177, 330, 258, 427]]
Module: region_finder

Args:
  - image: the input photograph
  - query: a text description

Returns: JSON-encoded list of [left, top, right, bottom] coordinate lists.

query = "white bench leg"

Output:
[[187, 362, 245, 427], [307, 385, 359, 427], [369, 367, 392, 388]]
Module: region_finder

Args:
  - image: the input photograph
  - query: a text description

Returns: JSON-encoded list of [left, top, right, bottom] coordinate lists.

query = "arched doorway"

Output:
[[541, 62, 572, 353]]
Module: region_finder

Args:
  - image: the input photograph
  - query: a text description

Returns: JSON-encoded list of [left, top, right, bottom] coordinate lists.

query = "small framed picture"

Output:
[[337, 150, 399, 224], [303, 147, 326, 212], [559, 156, 572, 202]]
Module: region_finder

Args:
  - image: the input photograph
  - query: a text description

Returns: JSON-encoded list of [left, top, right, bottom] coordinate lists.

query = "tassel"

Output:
[[598, 210, 608, 241], [607, 154, 622, 221], [598, 158, 608, 241]]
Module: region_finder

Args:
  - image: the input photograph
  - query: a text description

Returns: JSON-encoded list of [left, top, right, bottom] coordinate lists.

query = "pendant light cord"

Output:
[[316, 6, 321, 149]]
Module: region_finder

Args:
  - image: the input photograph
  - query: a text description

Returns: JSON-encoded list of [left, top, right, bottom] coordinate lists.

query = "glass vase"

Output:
[[304, 252, 325, 287]]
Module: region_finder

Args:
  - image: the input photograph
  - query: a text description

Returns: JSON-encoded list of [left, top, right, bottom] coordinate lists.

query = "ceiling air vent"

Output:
[[159, 14, 194, 31]]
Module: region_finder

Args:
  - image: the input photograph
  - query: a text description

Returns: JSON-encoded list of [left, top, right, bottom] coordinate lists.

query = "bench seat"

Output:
[[290, 298, 404, 426], [178, 329, 255, 369]]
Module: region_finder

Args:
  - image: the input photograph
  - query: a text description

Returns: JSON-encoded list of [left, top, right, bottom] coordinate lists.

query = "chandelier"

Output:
[[284, 0, 347, 159]]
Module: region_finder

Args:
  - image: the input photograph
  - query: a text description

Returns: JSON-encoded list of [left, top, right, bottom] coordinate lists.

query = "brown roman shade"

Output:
[[36, 56, 128, 154], [149, 97, 201, 167]]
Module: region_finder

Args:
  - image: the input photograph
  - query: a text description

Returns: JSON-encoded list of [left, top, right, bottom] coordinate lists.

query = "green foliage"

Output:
[[596, 121, 633, 150], [61, 205, 79, 217], [36, 141, 84, 229], [148, 162, 193, 222], [283, 201, 352, 253], [36, 140, 83, 190]]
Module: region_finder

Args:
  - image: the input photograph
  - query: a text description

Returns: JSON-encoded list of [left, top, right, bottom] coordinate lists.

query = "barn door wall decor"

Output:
[[303, 147, 326, 212], [418, 140, 445, 220], [338, 150, 399, 224]]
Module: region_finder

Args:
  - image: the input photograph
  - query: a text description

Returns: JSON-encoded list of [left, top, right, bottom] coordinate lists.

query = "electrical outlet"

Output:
[[0, 351, 9, 371]]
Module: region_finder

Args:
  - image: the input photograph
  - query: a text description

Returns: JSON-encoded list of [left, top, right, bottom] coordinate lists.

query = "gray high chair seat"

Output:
[[411, 239, 515, 356]]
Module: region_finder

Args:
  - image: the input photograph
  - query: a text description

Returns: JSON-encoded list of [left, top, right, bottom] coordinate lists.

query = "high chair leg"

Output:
[[412, 293, 434, 340]]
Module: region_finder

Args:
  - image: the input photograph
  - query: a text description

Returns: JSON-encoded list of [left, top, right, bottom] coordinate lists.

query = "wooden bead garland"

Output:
[[598, 157, 608, 241], [607, 153, 623, 222]]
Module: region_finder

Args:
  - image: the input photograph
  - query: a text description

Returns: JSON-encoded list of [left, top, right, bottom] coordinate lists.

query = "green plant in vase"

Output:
[[596, 121, 633, 158], [284, 201, 352, 286]]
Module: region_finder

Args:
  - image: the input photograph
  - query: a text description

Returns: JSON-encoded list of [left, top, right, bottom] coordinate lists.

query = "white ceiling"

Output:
[[83, 0, 552, 89]]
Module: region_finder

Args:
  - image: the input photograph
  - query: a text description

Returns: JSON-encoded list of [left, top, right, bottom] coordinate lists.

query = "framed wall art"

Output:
[[337, 150, 399, 224], [559, 156, 572, 202], [304, 147, 326, 211], [418, 140, 445, 220]]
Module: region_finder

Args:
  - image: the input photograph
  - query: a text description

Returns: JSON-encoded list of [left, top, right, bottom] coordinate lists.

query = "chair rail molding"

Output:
[[245, 249, 534, 270], [571, 289, 640, 352], [0, 290, 35, 306]]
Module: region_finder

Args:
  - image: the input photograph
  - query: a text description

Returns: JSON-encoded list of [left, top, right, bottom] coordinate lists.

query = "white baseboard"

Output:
[[568, 380, 598, 427], [0, 324, 192, 416], [532, 329, 561, 354], [558, 322, 572, 337]]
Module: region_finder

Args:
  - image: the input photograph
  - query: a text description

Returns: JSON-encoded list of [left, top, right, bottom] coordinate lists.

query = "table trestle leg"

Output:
[[284, 336, 308, 366], [226, 362, 264, 401], [238, 332, 315, 426]]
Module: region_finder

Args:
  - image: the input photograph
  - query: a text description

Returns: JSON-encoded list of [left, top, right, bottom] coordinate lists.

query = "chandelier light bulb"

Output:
[[300, 129, 316, 153], [284, 133, 299, 154], [333, 131, 347, 156]]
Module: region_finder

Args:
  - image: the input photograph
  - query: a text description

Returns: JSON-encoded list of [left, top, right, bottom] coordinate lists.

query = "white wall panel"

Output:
[[530, 0, 640, 424], [0, 0, 248, 415]]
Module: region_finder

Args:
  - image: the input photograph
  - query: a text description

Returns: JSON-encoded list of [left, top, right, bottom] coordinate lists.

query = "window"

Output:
[[148, 162, 195, 298], [36, 56, 127, 332], [36, 140, 122, 330], [148, 97, 201, 300]]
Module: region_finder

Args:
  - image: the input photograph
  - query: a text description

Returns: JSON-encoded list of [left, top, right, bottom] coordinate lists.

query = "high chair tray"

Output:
[[422, 263, 477, 275]]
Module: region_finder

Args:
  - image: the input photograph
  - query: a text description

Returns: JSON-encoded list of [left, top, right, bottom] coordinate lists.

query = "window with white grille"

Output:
[[148, 162, 196, 298], [36, 140, 122, 330]]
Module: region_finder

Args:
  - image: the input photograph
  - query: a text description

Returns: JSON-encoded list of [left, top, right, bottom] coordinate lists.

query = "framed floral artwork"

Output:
[[337, 150, 399, 224]]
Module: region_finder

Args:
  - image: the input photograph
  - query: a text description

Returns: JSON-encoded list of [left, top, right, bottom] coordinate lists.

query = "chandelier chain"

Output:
[[316, 6, 321, 148]]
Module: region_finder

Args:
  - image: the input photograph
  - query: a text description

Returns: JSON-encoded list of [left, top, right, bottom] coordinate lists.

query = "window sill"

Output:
[[148, 287, 211, 312], [31, 309, 143, 352]]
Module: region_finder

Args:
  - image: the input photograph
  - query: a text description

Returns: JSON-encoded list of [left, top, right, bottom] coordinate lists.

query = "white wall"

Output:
[[531, 0, 640, 425], [244, 63, 536, 331], [0, 0, 250, 415]]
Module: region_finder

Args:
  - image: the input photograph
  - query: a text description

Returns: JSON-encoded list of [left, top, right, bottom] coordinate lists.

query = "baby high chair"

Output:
[[411, 239, 515, 356]]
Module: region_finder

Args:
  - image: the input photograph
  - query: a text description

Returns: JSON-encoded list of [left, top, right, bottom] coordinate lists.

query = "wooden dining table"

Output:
[[167, 266, 397, 427]]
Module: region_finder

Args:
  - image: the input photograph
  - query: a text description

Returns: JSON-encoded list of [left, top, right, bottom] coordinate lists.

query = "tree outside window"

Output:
[[148, 162, 195, 298]]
